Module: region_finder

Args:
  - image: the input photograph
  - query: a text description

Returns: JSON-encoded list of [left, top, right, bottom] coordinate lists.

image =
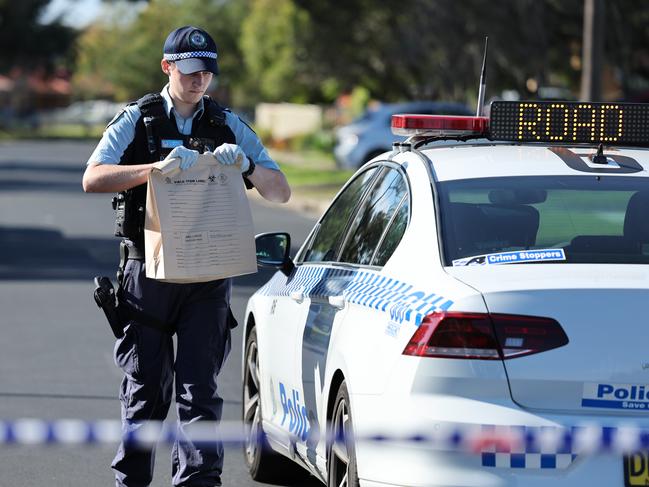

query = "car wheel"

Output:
[[242, 328, 306, 481], [327, 381, 359, 487]]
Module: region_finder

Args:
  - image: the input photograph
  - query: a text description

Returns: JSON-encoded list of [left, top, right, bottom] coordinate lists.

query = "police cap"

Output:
[[163, 26, 219, 75]]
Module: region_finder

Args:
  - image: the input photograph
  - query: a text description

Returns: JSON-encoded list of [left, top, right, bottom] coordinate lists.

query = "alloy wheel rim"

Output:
[[243, 340, 261, 464], [330, 396, 350, 487]]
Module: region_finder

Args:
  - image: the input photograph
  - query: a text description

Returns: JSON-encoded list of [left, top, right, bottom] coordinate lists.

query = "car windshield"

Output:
[[438, 175, 649, 266]]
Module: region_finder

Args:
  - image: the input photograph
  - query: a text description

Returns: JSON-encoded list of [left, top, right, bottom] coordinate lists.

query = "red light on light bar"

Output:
[[391, 114, 489, 137]]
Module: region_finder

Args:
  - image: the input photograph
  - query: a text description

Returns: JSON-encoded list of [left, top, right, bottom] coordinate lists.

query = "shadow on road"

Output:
[[233, 268, 275, 288], [0, 162, 86, 174], [0, 179, 83, 192], [0, 160, 84, 192], [0, 225, 285, 290], [0, 226, 119, 280]]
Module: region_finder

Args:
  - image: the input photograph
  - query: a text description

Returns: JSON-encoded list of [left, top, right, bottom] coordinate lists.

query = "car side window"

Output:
[[303, 167, 379, 263], [339, 167, 408, 265], [371, 196, 409, 266]]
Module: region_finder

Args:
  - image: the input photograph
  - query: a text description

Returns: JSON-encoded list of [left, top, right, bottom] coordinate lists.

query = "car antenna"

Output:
[[476, 36, 488, 117]]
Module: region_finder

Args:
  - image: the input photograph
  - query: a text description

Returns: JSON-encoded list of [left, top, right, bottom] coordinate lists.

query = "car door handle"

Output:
[[290, 291, 304, 303], [328, 295, 345, 310]]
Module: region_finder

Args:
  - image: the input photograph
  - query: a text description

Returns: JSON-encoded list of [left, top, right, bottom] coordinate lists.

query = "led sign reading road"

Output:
[[489, 101, 649, 146]]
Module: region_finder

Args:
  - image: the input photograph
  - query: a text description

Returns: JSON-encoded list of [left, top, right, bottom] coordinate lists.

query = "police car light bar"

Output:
[[392, 101, 649, 145], [391, 115, 489, 137], [489, 101, 649, 146]]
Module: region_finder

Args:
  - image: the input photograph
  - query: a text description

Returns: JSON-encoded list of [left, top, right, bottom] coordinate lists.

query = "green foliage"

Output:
[[349, 86, 371, 118], [291, 0, 648, 102], [73, 0, 248, 101], [68, 0, 649, 105], [320, 78, 342, 103], [279, 160, 353, 188], [240, 0, 311, 102], [252, 125, 274, 146], [287, 130, 334, 153], [0, 1, 76, 72]]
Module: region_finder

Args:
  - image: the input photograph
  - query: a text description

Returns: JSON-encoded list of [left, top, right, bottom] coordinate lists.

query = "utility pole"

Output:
[[580, 0, 604, 101]]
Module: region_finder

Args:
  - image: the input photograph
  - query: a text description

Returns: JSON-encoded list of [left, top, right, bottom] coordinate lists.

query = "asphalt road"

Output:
[[0, 140, 322, 486]]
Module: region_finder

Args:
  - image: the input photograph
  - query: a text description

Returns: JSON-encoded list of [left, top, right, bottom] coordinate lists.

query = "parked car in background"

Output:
[[333, 101, 472, 169], [37, 99, 124, 127]]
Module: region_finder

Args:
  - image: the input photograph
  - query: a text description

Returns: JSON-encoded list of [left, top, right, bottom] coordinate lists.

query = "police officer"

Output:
[[82, 25, 290, 487]]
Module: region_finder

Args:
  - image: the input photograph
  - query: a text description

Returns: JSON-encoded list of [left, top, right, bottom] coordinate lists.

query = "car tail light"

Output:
[[402, 312, 568, 360]]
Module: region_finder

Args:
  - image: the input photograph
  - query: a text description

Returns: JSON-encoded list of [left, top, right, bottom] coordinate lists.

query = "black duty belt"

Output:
[[119, 240, 145, 261], [126, 245, 145, 260]]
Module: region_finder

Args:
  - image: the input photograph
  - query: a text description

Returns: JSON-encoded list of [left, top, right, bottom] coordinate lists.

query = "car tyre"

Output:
[[327, 381, 360, 487], [242, 328, 307, 482]]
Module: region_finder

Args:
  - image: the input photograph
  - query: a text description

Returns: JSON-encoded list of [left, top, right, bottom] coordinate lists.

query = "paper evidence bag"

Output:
[[145, 154, 257, 283]]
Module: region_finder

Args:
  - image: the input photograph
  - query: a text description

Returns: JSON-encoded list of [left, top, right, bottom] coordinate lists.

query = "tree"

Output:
[[240, 0, 312, 103], [73, 0, 248, 101], [292, 0, 585, 103], [72, 0, 649, 105], [0, 0, 76, 72], [606, 0, 649, 101]]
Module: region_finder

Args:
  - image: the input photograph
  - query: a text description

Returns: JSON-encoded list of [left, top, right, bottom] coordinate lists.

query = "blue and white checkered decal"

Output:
[[258, 265, 454, 325], [479, 425, 578, 469], [164, 51, 218, 61]]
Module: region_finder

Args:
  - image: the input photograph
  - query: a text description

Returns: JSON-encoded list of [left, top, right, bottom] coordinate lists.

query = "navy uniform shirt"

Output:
[[87, 84, 279, 171]]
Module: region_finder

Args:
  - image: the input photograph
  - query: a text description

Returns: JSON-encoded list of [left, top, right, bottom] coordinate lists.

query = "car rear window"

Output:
[[438, 176, 649, 265]]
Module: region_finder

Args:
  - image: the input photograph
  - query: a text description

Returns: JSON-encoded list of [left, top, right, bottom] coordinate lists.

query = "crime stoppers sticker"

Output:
[[453, 248, 566, 267]]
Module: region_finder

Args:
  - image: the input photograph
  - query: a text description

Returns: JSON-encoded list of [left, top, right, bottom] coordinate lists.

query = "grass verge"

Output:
[[1, 124, 104, 140], [279, 163, 354, 188], [271, 149, 354, 202]]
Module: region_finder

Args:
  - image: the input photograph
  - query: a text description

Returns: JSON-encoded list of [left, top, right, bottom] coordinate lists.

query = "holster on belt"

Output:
[[93, 276, 126, 338], [92, 241, 173, 338]]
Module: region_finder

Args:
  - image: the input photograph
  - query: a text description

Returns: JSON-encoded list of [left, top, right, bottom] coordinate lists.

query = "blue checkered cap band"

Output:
[[164, 51, 217, 61]]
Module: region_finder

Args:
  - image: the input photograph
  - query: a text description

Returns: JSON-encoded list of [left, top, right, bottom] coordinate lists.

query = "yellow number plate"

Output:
[[625, 452, 649, 486]]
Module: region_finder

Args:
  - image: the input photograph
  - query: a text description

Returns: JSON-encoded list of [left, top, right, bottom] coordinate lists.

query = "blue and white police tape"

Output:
[[2, 419, 649, 455], [0, 419, 244, 448]]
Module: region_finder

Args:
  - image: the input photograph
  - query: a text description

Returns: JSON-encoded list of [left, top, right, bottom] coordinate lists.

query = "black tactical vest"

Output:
[[115, 93, 236, 245]]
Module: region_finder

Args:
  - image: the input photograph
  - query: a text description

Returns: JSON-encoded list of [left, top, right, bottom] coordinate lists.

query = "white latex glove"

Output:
[[212, 143, 250, 172], [154, 146, 199, 174]]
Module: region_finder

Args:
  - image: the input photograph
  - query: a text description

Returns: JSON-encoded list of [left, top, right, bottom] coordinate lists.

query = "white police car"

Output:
[[242, 101, 649, 487]]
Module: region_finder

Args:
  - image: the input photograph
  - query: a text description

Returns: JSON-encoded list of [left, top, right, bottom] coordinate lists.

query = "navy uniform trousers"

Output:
[[112, 259, 232, 487]]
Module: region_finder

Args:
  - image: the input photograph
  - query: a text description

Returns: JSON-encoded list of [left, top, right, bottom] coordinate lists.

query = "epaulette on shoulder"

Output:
[[136, 93, 166, 118]]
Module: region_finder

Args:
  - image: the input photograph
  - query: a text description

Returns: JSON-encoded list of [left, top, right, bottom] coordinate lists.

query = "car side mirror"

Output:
[[255, 232, 295, 276]]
